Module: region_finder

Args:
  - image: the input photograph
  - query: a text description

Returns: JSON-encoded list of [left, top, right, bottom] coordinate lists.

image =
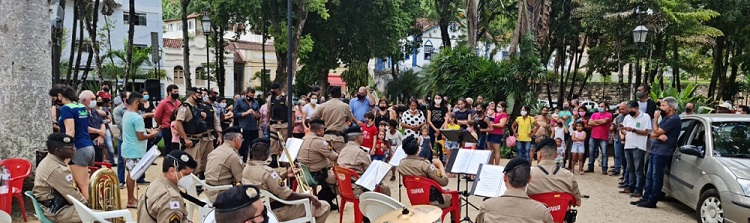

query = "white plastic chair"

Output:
[[202, 206, 280, 223], [65, 195, 134, 223], [259, 189, 315, 223], [0, 210, 11, 223], [359, 192, 405, 220], [185, 174, 233, 223]]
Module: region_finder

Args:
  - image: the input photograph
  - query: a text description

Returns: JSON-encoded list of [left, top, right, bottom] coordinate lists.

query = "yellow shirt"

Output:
[[515, 116, 534, 142], [446, 123, 460, 130]]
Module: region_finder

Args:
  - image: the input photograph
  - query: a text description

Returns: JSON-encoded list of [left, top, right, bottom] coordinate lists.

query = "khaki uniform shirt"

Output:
[[398, 155, 448, 186], [175, 101, 221, 137], [311, 98, 356, 142], [33, 154, 86, 221], [528, 160, 582, 206], [476, 189, 554, 223], [137, 176, 187, 223], [242, 160, 294, 200], [204, 143, 244, 201], [338, 141, 371, 174], [297, 134, 338, 172]]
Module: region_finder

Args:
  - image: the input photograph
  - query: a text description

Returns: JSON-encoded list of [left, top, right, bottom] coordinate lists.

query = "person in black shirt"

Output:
[[374, 98, 396, 125], [427, 93, 448, 160]]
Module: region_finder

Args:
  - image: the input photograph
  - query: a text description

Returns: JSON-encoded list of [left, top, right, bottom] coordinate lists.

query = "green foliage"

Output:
[[649, 81, 710, 114], [341, 62, 372, 96], [386, 70, 424, 102], [292, 68, 318, 97]]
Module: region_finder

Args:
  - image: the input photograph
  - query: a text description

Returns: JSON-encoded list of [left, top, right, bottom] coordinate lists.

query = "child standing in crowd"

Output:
[[169, 109, 181, 150], [361, 112, 378, 149], [552, 120, 567, 141], [441, 113, 461, 163], [555, 138, 566, 167], [571, 122, 587, 175], [370, 130, 388, 161], [385, 120, 402, 181], [418, 126, 433, 161], [464, 121, 479, 150]]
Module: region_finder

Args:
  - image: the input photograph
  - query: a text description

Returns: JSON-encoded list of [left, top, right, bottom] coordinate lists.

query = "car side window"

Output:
[[689, 124, 706, 154], [677, 120, 696, 146]]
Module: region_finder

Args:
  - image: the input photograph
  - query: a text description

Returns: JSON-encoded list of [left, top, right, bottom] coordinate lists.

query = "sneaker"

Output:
[[610, 172, 620, 176], [330, 204, 339, 211], [137, 180, 151, 184], [619, 189, 633, 194], [629, 199, 643, 205], [119, 183, 125, 189], [630, 192, 642, 198], [637, 202, 656, 208], [618, 185, 628, 189]]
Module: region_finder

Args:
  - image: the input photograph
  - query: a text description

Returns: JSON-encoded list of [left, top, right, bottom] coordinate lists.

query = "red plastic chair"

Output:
[[333, 166, 364, 223], [529, 192, 576, 223], [402, 176, 460, 223], [0, 159, 31, 222]]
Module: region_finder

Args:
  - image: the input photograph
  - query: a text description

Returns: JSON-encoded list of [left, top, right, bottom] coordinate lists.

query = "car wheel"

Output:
[[697, 189, 724, 223]]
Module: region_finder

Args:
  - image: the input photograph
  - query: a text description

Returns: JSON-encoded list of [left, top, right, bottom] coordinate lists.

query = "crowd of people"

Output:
[[34, 80, 718, 223]]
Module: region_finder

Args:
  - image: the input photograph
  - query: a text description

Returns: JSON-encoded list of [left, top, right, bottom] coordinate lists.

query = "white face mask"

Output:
[[88, 100, 97, 109], [434, 99, 442, 104], [311, 99, 318, 104], [219, 103, 226, 108], [176, 172, 195, 189], [520, 111, 528, 116], [497, 107, 504, 113], [736, 112, 742, 115]]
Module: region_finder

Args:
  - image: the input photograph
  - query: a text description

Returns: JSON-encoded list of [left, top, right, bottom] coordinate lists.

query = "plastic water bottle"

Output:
[[0, 168, 8, 194]]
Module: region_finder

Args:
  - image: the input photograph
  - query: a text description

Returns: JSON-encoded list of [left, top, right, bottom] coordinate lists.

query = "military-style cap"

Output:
[[224, 126, 243, 135], [186, 87, 199, 94], [47, 133, 75, 150], [312, 85, 320, 92], [166, 150, 197, 169], [344, 125, 362, 134], [329, 86, 342, 95], [309, 119, 325, 126], [271, 82, 281, 90], [503, 157, 531, 173], [214, 185, 261, 213]]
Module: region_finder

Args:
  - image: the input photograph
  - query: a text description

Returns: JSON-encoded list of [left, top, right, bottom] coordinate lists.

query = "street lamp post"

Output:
[[201, 14, 212, 90], [632, 25, 648, 99]]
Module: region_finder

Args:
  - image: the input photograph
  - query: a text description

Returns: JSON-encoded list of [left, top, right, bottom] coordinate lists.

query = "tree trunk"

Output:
[[82, 0, 103, 87], [436, 0, 452, 48], [218, 26, 226, 97], [66, 0, 79, 85], [72, 13, 85, 87], [0, 0, 52, 172], [577, 68, 594, 98], [181, 0, 192, 88], [124, 0, 135, 90], [717, 42, 732, 101], [672, 37, 680, 91], [466, 0, 477, 47], [707, 36, 724, 99], [439, 21, 451, 48], [508, 0, 527, 56], [52, 0, 67, 85]]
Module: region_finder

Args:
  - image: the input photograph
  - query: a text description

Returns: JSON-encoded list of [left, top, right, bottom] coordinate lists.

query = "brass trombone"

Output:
[[277, 131, 317, 194]]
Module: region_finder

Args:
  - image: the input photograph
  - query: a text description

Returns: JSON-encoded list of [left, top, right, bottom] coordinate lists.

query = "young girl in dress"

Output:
[[555, 138, 566, 168], [370, 130, 389, 161], [571, 122, 587, 175], [418, 126, 433, 161]]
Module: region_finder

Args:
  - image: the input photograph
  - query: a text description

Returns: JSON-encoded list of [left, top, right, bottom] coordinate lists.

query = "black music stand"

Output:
[[442, 130, 479, 223]]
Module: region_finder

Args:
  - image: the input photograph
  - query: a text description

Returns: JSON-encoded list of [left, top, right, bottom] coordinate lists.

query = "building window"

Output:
[[188, 20, 194, 30], [169, 24, 173, 31], [424, 42, 434, 60], [195, 67, 205, 86], [134, 44, 148, 51], [173, 66, 184, 85], [123, 12, 147, 26]]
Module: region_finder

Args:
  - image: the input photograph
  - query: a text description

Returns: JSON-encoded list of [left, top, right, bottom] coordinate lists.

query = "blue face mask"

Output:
[[597, 107, 604, 113], [143, 95, 150, 101]]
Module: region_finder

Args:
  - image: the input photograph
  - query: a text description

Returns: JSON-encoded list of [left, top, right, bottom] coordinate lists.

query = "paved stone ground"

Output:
[[15, 157, 696, 223]]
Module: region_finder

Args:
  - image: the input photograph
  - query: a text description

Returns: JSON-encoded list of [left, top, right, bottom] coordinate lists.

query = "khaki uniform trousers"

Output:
[[185, 136, 214, 174], [273, 201, 331, 223], [44, 205, 81, 223]]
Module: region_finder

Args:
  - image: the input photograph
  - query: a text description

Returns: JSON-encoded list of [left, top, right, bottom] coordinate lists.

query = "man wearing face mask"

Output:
[[585, 102, 612, 174], [349, 86, 376, 123], [268, 82, 290, 167], [312, 86, 359, 153], [122, 92, 160, 208], [680, 102, 694, 117], [81, 90, 106, 162], [635, 85, 657, 120], [137, 150, 197, 223], [33, 133, 86, 223], [242, 138, 330, 222], [298, 119, 339, 209], [97, 83, 112, 104], [234, 87, 261, 163], [476, 158, 554, 223], [205, 127, 245, 202], [213, 185, 269, 223], [175, 87, 220, 179], [139, 89, 157, 151], [620, 101, 651, 198], [155, 84, 182, 156]]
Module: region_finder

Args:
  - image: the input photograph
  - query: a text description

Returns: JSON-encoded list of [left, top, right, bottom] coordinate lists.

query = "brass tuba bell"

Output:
[[89, 167, 124, 223]]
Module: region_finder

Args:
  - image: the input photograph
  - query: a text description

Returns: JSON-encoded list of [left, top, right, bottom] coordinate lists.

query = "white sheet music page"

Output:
[[355, 160, 392, 191], [473, 164, 506, 197], [130, 145, 161, 179], [388, 145, 408, 166], [280, 138, 304, 163], [450, 149, 473, 173], [465, 150, 492, 174]]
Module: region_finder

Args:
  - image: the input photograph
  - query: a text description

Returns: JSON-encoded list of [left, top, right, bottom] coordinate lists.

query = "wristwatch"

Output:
[[631, 129, 637, 133]]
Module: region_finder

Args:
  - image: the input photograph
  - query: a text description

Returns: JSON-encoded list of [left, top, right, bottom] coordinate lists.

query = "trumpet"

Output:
[[277, 131, 316, 194]]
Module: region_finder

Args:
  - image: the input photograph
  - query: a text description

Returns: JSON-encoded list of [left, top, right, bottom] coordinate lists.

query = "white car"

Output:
[[581, 101, 597, 110]]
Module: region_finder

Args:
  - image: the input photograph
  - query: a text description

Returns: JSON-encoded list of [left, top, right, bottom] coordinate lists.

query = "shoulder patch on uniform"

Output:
[[271, 172, 279, 179], [180, 107, 187, 112], [168, 213, 181, 223], [429, 164, 436, 171], [278, 179, 286, 187], [169, 200, 180, 210], [65, 174, 73, 182]]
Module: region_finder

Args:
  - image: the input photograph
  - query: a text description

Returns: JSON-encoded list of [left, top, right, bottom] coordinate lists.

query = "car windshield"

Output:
[[711, 122, 750, 158]]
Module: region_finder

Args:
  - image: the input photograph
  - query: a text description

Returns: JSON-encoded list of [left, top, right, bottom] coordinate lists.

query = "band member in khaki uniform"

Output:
[[311, 86, 358, 153], [337, 126, 392, 197], [397, 135, 451, 208], [297, 119, 339, 209], [213, 185, 268, 223], [528, 138, 582, 206], [242, 138, 331, 222], [268, 82, 290, 167], [32, 133, 86, 223], [205, 126, 245, 202], [137, 150, 198, 223], [174, 87, 222, 177], [476, 158, 554, 223]]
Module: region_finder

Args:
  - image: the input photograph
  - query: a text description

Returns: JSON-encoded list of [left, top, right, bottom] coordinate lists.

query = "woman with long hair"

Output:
[[400, 100, 426, 138], [474, 103, 493, 151], [512, 105, 534, 161], [487, 101, 508, 165], [375, 98, 397, 125], [427, 93, 448, 159], [454, 98, 472, 129]]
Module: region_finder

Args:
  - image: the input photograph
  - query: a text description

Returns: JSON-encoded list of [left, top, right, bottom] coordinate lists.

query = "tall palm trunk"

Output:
[[124, 0, 135, 89], [181, 0, 192, 88], [66, 0, 79, 84]]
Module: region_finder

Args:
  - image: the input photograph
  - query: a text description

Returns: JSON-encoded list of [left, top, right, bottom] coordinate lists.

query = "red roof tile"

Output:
[[163, 38, 183, 48]]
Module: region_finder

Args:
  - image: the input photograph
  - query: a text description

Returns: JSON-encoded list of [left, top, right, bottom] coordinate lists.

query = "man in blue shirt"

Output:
[[349, 86, 376, 124], [233, 87, 260, 162], [633, 97, 681, 208], [121, 92, 159, 208]]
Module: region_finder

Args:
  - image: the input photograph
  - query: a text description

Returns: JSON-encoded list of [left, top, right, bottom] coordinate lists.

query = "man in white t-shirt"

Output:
[[619, 101, 652, 198]]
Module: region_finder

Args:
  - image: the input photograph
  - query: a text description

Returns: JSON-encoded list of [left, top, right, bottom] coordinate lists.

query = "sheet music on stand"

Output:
[[445, 149, 492, 174], [471, 164, 507, 198], [279, 138, 304, 163], [388, 145, 407, 166], [355, 160, 392, 191], [130, 145, 161, 179]]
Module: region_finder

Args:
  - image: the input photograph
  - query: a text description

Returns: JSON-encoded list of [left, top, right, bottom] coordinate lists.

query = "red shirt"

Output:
[[154, 98, 182, 128], [375, 140, 387, 156], [589, 112, 612, 140], [97, 91, 111, 100], [361, 124, 378, 149]]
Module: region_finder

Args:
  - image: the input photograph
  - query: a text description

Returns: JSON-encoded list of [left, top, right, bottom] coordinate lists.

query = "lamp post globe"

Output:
[[201, 14, 212, 89], [633, 25, 648, 43]]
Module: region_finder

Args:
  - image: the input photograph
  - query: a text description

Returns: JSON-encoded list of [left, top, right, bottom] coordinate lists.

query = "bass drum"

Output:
[[203, 208, 279, 223]]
